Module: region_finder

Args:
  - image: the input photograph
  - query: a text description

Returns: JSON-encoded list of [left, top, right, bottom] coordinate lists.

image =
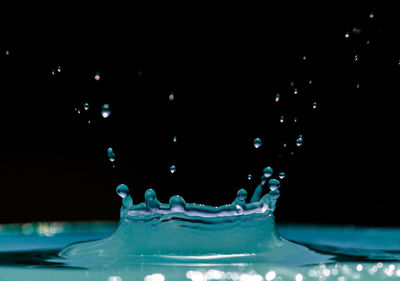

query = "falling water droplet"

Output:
[[293, 88, 298, 95], [275, 93, 280, 102], [294, 117, 298, 123], [169, 92, 175, 101], [83, 103, 89, 111], [248, 174, 252, 180], [5, 50, 10, 56], [116, 184, 129, 198], [280, 116, 284, 123], [369, 12, 374, 19], [279, 172, 286, 179], [345, 32, 350, 38], [101, 104, 111, 118], [308, 80, 313, 85], [302, 56, 307, 61], [107, 147, 116, 162], [354, 54, 359, 62], [283, 143, 287, 148], [268, 179, 280, 191], [253, 138, 262, 149], [94, 73, 101, 81], [170, 165, 176, 174], [57, 66, 61, 73], [296, 136, 303, 147], [173, 136, 177, 143], [313, 102, 318, 109], [263, 167, 273, 178]]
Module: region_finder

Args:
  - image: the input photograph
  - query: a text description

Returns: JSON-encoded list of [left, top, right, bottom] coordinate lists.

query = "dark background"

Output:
[[0, 6, 398, 225]]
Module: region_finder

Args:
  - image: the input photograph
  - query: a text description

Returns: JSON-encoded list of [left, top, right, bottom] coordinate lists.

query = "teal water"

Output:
[[1, 179, 400, 280]]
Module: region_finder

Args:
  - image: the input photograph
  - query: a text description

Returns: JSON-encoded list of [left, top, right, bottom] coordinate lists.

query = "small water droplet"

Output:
[[170, 165, 176, 174], [279, 172, 286, 179], [280, 116, 284, 123], [268, 179, 280, 191], [302, 56, 307, 61], [290, 81, 295, 87], [313, 102, 318, 109], [236, 189, 247, 204], [169, 92, 175, 101], [57, 66, 61, 72], [345, 32, 350, 38], [366, 40, 371, 45], [275, 93, 280, 102], [293, 88, 298, 95], [283, 143, 287, 148], [294, 117, 298, 123], [116, 184, 129, 198], [248, 174, 252, 180], [296, 136, 303, 147], [101, 104, 111, 118], [51, 70, 55, 75], [108, 147, 116, 162], [83, 103, 89, 111], [352, 27, 361, 35], [253, 138, 262, 149], [94, 73, 101, 81], [77, 109, 81, 114], [137, 70, 143, 77], [263, 166, 273, 178], [5, 50, 10, 56], [308, 80, 313, 85], [354, 54, 359, 62], [369, 12, 374, 19], [173, 136, 177, 143]]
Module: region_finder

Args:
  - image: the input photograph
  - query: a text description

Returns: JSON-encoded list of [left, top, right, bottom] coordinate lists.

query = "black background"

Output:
[[0, 6, 399, 225]]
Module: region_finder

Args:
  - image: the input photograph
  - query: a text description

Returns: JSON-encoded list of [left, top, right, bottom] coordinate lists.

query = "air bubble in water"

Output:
[[268, 179, 280, 191], [107, 147, 116, 162], [263, 167, 273, 178], [101, 104, 111, 118], [275, 93, 280, 102], [253, 138, 262, 149], [83, 103, 89, 111], [279, 172, 286, 179], [170, 165, 176, 174], [116, 184, 129, 198]]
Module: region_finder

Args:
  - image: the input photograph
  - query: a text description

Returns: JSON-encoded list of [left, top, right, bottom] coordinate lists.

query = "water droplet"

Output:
[[94, 73, 101, 81], [313, 102, 317, 109], [107, 147, 116, 162], [352, 27, 361, 34], [253, 138, 262, 148], [116, 184, 129, 198], [283, 143, 287, 148], [173, 136, 177, 143], [279, 116, 284, 123], [369, 12, 374, 19], [137, 70, 143, 77], [170, 165, 176, 174], [248, 174, 252, 180], [354, 54, 359, 62], [302, 56, 307, 61], [279, 172, 286, 179], [293, 88, 298, 95], [51, 70, 55, 75], [169, 92, 175, 101], [290, 81, 295, 87], [366, 40, 371, 45], [5, 50, 9, 56], [308, 80, 313, 85], [296, 136, 303, 147], [83, 103, 89, 111], [263, 166, 273, 178], [101, 104, 111, 118], [236, 189, 247, 204], [268, 179, 280, 191], [275, 93, 280, 102], [345, 32, 350, 38], [57, 66, 61, 73], [294, 117, 298, 123]]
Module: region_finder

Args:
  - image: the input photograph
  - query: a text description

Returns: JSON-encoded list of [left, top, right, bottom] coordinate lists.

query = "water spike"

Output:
[[144, 189, 160, 210], [116, 184, 133, 218], [234, 189, 247, 207], [268, 190, 280, 212], [169, 195, 186, 211]]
